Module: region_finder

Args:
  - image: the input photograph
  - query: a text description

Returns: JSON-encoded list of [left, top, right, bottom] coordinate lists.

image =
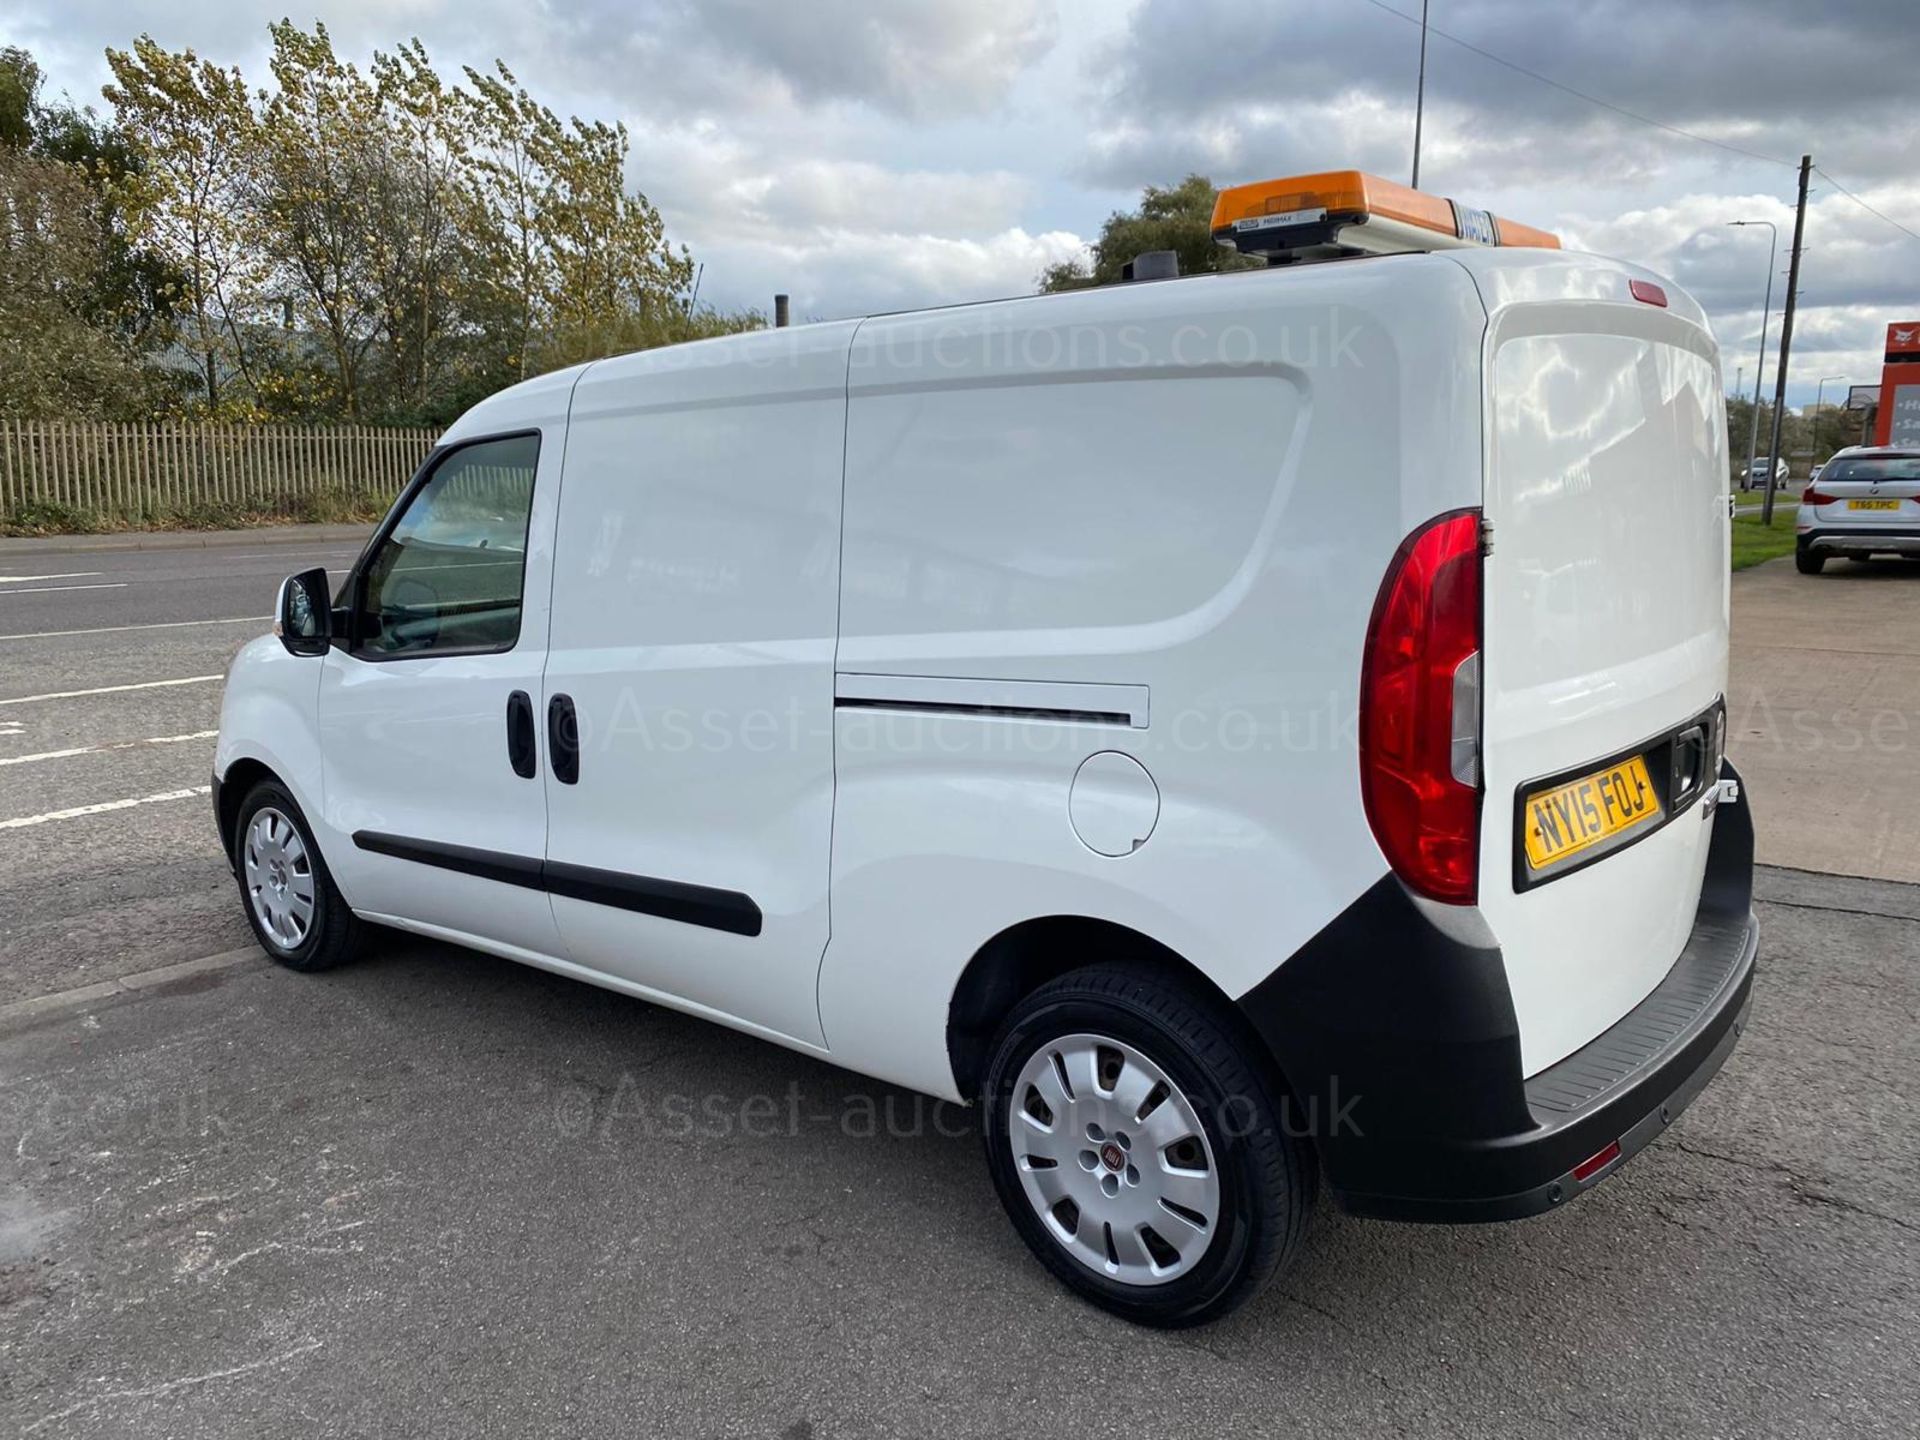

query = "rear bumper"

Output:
[[1238, 761, 1756, 1224], [1800, 527, 1920, 556]]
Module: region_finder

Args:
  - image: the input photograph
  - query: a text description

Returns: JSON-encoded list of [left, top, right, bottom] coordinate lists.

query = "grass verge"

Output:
[[1732, 510, 1800, 570], [0, 490, 391, 538]]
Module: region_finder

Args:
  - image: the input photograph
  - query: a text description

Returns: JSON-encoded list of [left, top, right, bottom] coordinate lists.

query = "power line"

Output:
[[1813, 167, 1920, 245], [1355, 0, 1797, 169], [1356, 0, 1920, 249]]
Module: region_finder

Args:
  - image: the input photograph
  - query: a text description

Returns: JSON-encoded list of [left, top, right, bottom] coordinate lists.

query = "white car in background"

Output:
[[1796, 447, 1920, 573]]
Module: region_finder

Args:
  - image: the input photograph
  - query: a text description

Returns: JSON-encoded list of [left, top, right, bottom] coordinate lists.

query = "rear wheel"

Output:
[[980, 964, 1315, 1327], [1795, 546, 1825, 575], [232, 780, 365, 972]]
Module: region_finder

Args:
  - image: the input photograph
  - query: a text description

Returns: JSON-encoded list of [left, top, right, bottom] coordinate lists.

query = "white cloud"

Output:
[[704, 225, 1089, 320], [5, 0, 1919, 405]]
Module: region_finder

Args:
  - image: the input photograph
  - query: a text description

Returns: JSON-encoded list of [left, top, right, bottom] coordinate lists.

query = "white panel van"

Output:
[[215, 174, 1756, 1327]]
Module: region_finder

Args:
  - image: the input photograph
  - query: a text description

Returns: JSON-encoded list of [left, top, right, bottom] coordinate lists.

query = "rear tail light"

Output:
[[1803, 485, 1838, 505], [1359, 510, 1484, 904]]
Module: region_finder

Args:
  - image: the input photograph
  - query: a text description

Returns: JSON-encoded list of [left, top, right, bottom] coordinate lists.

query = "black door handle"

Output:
[[506, 691, 537, 779], [548, 693, 579, 785]]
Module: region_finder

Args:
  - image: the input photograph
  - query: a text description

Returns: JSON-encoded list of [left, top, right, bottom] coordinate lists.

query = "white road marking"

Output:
[[0, 784, 213, 830], [0, 730, 219, 767], [0, 615, 268, 642], [0, 674, 223, 707], [0, 582, 129, 595], [0, 572, 102, 583]]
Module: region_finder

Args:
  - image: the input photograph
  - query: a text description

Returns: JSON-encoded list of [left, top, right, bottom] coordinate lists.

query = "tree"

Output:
[[460, 60, 694, 376], [81, 26, 739, 424], [0, 148, 156, 416], [257, 21, 388, 417], [105, 37, 264, 412], [29, 96, 183, 353], [462, 62, 561, 383], [1039, 174, 1261, 291], [0, 45, 176, 419], [369, 37, 471, 412], [1, 47, 42, 150]]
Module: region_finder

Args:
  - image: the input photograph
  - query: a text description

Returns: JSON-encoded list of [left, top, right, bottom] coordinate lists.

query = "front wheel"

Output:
[[981, 964, 1316, 1327], [1795, 547, 1825, 575], [232, 780, 366, 972]]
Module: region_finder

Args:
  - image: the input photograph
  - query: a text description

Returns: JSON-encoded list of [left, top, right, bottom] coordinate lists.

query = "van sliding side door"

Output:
[[534, 320, 862, 1048]]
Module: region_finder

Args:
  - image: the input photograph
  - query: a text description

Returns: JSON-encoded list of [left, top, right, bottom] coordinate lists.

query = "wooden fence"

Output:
[[0, 421, 441, 521]]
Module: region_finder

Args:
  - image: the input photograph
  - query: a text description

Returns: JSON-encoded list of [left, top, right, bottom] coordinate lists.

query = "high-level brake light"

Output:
[[1211, 170, 1561, 263]]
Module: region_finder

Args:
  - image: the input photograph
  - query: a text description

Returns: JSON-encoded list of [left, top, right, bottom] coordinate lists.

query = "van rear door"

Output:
[[1460, 254, 1730, 1075]]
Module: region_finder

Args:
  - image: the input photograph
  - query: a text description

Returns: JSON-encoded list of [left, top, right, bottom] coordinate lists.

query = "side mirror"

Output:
[[275, 567, 332, 656]]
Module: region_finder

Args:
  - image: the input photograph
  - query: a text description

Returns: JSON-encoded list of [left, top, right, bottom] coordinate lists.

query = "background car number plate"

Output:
[[1523, 755, 1662, 871], [1848, 499, 1900, 511]]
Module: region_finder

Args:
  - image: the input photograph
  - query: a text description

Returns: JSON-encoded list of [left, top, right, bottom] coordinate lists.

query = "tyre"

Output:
[[1794, 547, 1825, 575], [231, 779, 366, 972], [980, 964, 1316, 1327]]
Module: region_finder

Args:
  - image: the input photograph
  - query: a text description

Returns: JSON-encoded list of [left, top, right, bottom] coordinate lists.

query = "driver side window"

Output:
[[358, 433, 540, 658]]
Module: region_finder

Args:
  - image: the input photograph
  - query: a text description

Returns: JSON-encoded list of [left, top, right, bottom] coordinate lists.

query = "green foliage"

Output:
[[29, 98, 183, 352], [1726, 395, 1873, 479], [1731, 508, 1801, 570], [1, 46, 42, 149], [3, 30, 759, 430], [0, 486, 390, 537], [0, 499, 106, 536], [0, 47, 182, 418], [0, 148, 164, 418], [1039, 174, 1262, 292], [103, 37, 262, 411]]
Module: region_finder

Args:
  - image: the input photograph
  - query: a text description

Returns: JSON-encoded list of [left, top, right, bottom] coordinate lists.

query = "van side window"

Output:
[[358, 433, 540, 658]]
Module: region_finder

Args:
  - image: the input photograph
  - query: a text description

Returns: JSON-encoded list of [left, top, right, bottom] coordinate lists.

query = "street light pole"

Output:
[[1411, 0, 1430, 189], [1728, 219, 1777, 492], [1815, 374, 1848, 468]]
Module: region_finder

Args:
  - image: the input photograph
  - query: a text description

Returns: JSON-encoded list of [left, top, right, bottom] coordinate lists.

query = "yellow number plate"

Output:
[[1848, 499, 1900, 511], [1523, 755, 1663, 872]]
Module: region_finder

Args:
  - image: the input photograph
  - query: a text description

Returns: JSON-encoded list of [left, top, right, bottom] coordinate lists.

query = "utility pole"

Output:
[[1762, 154, 1812, 527], [1411, 0, 1430, 189]]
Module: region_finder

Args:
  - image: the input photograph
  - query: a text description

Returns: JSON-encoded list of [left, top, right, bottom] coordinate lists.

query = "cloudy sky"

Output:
[[7, 0, 1919, 408]]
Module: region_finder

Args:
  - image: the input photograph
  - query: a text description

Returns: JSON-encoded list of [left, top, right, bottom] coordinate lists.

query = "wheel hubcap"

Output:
[[1008, 1032, 1221, 1286], [243, 808, 315, 950]]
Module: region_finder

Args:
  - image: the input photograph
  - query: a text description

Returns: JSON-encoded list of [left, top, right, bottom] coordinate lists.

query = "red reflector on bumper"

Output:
[[1572, 1140, 1623, 1183], [1628, 279, 1668, 308]]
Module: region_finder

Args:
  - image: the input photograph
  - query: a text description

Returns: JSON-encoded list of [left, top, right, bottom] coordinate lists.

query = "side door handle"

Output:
[[547, 693, 580, 785], [506, 691, 537, 779]]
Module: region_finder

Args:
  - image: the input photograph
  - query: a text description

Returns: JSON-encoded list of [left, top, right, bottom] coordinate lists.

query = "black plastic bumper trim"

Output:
[[211, 771, 231, 871], [1237, 760, 1756, 1224], [351, 831, 762, 937]]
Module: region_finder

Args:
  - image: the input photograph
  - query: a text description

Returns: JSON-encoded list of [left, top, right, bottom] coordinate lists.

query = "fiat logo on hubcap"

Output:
[[1099, 1142, 1125, 1171]]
